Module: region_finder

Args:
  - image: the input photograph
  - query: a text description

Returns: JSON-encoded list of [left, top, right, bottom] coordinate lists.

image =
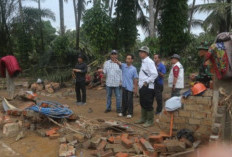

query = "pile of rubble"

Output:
[[31, 82, 60, 93]]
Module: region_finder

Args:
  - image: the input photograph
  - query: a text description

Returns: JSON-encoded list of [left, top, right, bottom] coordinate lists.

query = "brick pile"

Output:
[[159, 89, 215, 141]]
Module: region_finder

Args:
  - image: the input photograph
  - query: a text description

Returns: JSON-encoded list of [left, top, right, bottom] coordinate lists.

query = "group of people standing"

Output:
[[72, 46, 184, 128]]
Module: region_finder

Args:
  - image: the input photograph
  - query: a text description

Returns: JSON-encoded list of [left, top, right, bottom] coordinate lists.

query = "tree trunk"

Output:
[[38, 0, 44, 53], [77, 0, 83, 50], [154, 0, 161, 34], [18, 0, 24, 23], [226, 0, 231, 32], [73, 0, 78, 50], [149, 0, 155, 37], [109, 0, 114, 17], [59, 0, 65, 35], [188, 0, 196, 34]]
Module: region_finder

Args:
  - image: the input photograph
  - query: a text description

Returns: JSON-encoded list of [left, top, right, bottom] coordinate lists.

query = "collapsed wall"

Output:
[[158, 89, 218, 142]]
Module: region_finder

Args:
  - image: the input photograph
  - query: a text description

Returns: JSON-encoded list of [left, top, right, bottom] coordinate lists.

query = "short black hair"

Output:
[[154, 54, 161, 59], [126, 54, 134, 60]]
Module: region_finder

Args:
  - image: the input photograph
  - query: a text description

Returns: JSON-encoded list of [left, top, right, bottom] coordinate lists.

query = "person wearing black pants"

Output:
[[154, 54, 166, 114], [72, 55, 87, 105]]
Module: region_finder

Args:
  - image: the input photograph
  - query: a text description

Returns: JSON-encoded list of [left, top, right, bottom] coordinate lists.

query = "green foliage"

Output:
[[115, 0, 137, 51], [159, 0, 190, 57], [82, 4, 114, 54]]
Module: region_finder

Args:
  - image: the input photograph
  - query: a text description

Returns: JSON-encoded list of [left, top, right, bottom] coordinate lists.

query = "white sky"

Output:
[[23, 0, 208, 40]]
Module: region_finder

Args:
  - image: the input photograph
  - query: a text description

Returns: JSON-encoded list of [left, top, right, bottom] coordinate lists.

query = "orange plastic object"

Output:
[[191, 83, 207, 96]]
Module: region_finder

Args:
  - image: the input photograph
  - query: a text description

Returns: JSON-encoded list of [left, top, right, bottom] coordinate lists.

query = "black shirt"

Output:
[[74, 62, 87, 82]]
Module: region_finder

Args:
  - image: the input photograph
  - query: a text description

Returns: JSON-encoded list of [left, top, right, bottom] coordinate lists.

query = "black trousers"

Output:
[[154, 84, 164, 113], [139, 86, 155, 111], [122, 87, 134, 116], [75, 80, 86, 103]]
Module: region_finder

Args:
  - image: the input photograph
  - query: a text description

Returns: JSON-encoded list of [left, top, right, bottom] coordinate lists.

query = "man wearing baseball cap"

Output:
[[103, 50, 122, 116], [72, 54, 88, 105], [168, 54, 184, 97], [135, 46, 158, 127]]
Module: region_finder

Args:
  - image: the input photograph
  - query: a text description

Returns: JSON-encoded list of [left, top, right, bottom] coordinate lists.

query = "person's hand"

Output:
[[114, 59, 121, 65], [73, 69, 81, 72], [172, 85, 176, 92], [133, 88, 138, 96], [72, 73, 76, 79], [143, 82, 148, 87]]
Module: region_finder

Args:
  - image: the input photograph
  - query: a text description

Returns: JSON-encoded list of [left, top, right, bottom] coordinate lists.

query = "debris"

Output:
[[164, 139, 186, 152], [168, 148, 195, 157], [90, 135, 101, 149], [153, 144, 167, 153], [97, 140, 107, 150], [59, 144, 76, 157], [59, 137, 67, 143], [65, 134, 74, 143], [3, 122, 20, 137], [193, 140, 201, 149], [49, 133, 60, 139], [140, 138, 154, 152], [36, 129, 46, 137], [73, 133, 85, 142], [88, 108, 93, 113], [15, 131, 24, 141], [115, 152, 129, 157], [46, 127, 59, 136]]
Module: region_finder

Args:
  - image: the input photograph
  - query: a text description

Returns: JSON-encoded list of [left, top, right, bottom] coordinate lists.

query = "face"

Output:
[[154, 55, 160, 64], [139, 51, 147, 59], [78, 57, 83, 63], [198, 49, 208, 57], [171, 58, 178, 64], [126, 55, 133, 64], [110, 53, 118, 61]]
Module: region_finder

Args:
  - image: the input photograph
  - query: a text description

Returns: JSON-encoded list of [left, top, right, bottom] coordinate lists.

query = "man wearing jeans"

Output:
[[154, 54, 166, 114], [103, 50, 122, 116], [135, 46, 158, 127], [115, 54, 138, 118]]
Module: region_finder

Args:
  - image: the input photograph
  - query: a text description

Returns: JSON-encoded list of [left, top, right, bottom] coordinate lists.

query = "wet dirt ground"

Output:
[[0, 78, 172, 157]]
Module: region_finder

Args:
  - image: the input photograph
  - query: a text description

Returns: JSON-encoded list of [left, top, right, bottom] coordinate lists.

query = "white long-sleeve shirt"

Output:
[[138, 56, 158, 89]]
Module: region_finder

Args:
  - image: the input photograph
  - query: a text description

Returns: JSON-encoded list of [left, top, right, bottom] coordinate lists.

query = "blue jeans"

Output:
[[106, 86, 121, 112]]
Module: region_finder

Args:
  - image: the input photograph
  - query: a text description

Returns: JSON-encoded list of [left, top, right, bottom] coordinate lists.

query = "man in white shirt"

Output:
[[103, 50, 122, 116], [135, 46, 158, 127], [168, 54, 184, 97]]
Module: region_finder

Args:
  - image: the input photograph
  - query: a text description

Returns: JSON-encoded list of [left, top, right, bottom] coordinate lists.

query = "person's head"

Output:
[[78, 55, 84, 63], [170, 54, 180, 65], [197, 41, 210, 57], [110, 50, 118, 61], [139, 46, 150, 59], [125, 54, 134, 65], [154, 54, 161, 64]]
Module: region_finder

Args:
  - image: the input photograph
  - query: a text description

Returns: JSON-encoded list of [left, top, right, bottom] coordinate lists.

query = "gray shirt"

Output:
[[103, 60, 122, 87]]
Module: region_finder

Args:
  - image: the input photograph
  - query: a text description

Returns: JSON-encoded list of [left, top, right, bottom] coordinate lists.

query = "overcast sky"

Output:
[[23, 0, 208, 40]]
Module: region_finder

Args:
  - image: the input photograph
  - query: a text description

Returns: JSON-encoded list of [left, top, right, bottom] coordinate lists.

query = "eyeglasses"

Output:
[[111, 53, 117, 55]]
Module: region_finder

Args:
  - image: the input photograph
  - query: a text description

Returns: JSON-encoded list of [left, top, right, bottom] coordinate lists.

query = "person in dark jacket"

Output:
[[72, 55, 87, 105]]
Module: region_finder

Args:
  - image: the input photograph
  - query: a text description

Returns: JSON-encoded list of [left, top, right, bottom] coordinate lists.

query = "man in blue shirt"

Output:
[[115, 54, 138, 118], [154, 54, 166, 114]]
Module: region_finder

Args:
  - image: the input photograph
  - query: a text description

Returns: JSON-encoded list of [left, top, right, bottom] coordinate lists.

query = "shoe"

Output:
[[135, 108, 147, 124], [76, 102, 82, 105], [104, 109, 111, 113], [81, 102, 86, 105], [126, 115, 132, 119], [118, 113, 123, 117], [142, 110, 154, 128]]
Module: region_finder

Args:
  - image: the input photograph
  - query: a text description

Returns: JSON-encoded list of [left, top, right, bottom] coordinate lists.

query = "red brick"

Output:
[[149, 135, 163, 143], [159, 131, 170, 138], [114, 136, 121, 144], [46, 127, 59, 136], [140, 138, 154, 152], [122, 137, 133, 148], [121, 133, 129, 139], [115, 152, 129, 157], [153, 144, 167, 153], [100, 149, 114, 157], [49, 133, 60, 139], [143, 151, 158, 157], [97, 140, 107, 150], [107, 136, 114, 143]]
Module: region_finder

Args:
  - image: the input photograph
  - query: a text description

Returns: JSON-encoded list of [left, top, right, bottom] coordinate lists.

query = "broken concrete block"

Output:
[[107, 136, 115, 143], [90, 136, 101, 149], [36, 129, 46, 137], [3, 122, 20, 137], [153, 144, 167, 153], [15, 131, 24, 141], [59, 137, 67, 143], [149, 135, 163, 143], [133, 143, 143, 154], [122, 137, 133, 148], [140, 138, 154, 152], [68, 140, 78, 146], [115, 152, 129, 157], [97, 140, 107, 150], [73, 133, 85, 142], [100, 149, 114, 157], [59, 144, 76, 157], [65, 134, 74, 143], [164, 139, 186, 152]]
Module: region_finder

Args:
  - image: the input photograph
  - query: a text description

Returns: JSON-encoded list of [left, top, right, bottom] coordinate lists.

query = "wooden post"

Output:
[[5, 69, 15, 99]]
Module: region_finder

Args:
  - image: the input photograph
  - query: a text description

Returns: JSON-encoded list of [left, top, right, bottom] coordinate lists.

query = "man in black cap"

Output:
[[168, 54, 184, 97], [72, 54, 87, 105]]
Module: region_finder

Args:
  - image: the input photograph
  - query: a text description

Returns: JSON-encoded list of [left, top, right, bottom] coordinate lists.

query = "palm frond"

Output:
[[135, 0, 149, 32]]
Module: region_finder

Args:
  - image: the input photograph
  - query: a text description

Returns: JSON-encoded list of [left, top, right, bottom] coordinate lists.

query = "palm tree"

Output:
[[73, 0, 85, 50], [59, 0, 66, 35], [188, 0, 196, 33], [18, 0, 24, 23], [194, 0, 232, 34], [148, 0, 155, 37]]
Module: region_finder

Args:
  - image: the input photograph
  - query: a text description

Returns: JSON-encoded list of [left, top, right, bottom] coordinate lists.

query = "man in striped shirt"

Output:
[[103, 50, 122, 116]]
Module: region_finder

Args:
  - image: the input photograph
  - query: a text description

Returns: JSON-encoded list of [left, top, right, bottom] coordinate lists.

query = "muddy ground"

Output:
[[0, 78, 176, 157]]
